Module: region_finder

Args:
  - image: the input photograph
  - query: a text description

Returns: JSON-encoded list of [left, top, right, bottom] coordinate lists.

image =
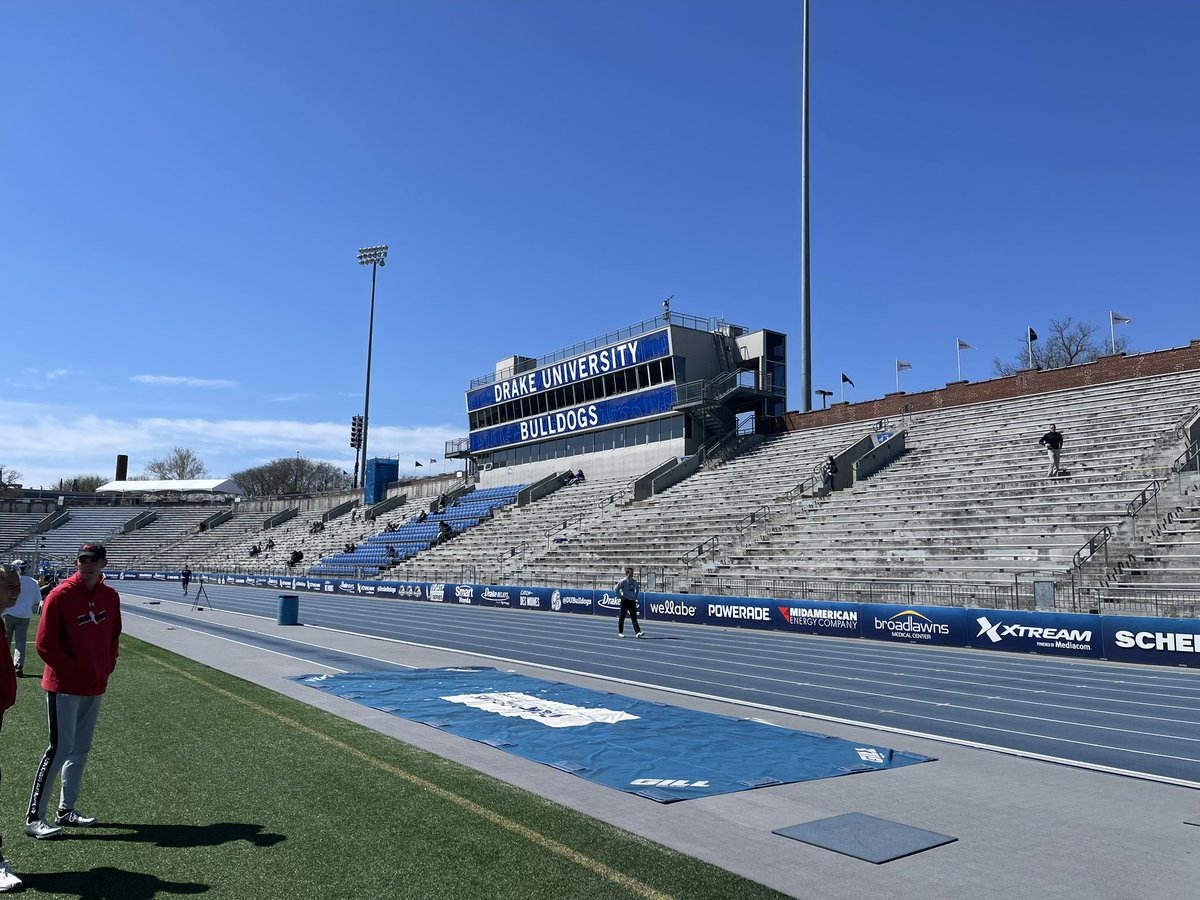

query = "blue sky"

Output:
[[2, 1, 1196, 489]]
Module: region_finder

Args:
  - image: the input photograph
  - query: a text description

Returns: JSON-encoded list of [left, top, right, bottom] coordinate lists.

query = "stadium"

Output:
[[2, 310, 1199, 898]]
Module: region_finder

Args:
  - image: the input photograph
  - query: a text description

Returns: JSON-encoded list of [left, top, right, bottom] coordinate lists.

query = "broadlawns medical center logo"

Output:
[[874, 609, 950, 641]]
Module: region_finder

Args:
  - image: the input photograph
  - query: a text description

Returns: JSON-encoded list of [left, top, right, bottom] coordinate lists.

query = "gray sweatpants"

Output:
[[2, 614, 30, 671], [27, 692, 103, 822]]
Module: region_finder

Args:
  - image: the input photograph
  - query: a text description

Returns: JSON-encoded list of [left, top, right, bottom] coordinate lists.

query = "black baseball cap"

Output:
[[77, 543, 107, 561]]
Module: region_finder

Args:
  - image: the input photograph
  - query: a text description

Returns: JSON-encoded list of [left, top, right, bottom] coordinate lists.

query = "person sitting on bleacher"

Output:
[[437, 520, 453, 545], [574, 469, 585, 483], [415, 510, 427, 524]]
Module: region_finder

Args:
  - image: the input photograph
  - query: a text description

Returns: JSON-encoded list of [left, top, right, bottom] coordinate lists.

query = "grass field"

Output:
[[0, 632, 790, 899]]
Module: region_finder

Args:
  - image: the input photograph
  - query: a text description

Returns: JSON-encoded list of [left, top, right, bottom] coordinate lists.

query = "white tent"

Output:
[[95, 478, 243, 496]]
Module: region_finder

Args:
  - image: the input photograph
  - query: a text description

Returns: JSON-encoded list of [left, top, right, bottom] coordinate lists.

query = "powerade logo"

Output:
[[875, 610, 950, 640], [1115, 630, 1200, 653], [430, 583, 447, 602], [976, 616, 1093, 650], [707, 604, 770, 620], [649, 599, 697, 617], [778, 606, 857, 630]]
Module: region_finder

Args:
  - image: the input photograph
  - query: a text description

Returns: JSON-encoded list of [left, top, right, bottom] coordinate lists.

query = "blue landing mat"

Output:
[[293, 667, 935, 802], [773, 812, 957, 863]]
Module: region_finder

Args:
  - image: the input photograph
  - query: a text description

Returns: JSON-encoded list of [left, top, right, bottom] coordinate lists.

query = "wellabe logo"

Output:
[[648, 599, 697, 617]]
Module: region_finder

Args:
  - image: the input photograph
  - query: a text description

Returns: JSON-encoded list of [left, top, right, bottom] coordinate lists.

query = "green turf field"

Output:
[[1, 634, 791, 899]]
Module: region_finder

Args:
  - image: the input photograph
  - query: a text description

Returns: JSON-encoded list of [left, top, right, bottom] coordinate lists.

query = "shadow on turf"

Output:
[[23, 866, 208, 899], [68, 821, 285, 848]]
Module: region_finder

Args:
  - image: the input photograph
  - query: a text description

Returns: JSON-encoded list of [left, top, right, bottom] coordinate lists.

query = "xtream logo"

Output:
[[975, 616, 1093, 646]]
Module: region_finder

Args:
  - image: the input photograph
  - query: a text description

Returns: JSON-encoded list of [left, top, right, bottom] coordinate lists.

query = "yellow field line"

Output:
[[139, 651, 675, 900]]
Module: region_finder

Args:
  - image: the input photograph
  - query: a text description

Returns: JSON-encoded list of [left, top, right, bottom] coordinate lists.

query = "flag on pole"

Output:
[[1028, 327, 1038, 342], [840, 372, 854, 387], [896, 360, 912, 372], [1111, 311, 1131, 325], [429, 458, 437, 464], [414, 460, 423, 467], [957, 339, 974, 350]]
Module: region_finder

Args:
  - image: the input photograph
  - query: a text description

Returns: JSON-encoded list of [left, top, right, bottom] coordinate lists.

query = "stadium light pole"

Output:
[[356, 244, 388, 493], [799, 0, 812, 413]]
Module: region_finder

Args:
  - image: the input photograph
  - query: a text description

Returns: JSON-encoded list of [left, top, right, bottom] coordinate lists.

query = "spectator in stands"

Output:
[[287, 550, 303, 567], [615, 566, 644, 639], [26, 542, 122, 841], [180, 565, 192, 597], [437, 520, 453, 545], [5, 560, 38, 678], [265, 538, 275, 551], [415, 510, 427, 524], [575, 469, 585, 483], [437, 493, 448, 513], [562, 471, 576, 485], [822, 457, 837, 497], [386, 545, 397, 559], [1039, 424, 1064, 477], [0, 564, 24, 890]]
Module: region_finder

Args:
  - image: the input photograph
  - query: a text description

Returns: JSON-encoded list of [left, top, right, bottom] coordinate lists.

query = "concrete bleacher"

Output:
[[396, 476, 627, 582], [0, 512, 48, 557], [699, 369, 1200, 593], [104, 506, 222, 568], [9, 507, 141, 562]]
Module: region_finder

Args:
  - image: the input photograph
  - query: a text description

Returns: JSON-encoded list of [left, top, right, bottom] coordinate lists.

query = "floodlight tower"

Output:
[[356, 244, 388, 492], [799, 0, 812, 412]]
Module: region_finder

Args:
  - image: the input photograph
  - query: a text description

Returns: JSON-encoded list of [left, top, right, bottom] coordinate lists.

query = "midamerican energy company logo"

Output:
[[975, 616, 1093, 651], [874, 609, 950, 640], [777, 606, 857, 630]]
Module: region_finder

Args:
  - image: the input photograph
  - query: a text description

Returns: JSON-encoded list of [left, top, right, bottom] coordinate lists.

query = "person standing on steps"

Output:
[[615, 566, 644, 639], [1038, 423, 1064, 477]]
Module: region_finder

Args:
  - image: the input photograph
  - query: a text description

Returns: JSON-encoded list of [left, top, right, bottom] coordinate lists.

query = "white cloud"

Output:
[[130, 375, 239, 388], [0, 401, 461, 488]]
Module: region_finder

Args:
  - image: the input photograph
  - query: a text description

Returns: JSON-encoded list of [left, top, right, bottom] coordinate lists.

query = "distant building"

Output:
[[449, 311, 786, 482]]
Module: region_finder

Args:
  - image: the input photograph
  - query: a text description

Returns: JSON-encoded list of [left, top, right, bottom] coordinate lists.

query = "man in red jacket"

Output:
[[0, 566, 24, 890], [25, 543, 122, 840]]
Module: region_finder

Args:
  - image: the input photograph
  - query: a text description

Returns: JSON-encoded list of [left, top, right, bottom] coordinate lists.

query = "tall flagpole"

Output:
[[799, 0, 812, 412], [1109, 310, 1116, 355], [956, 339, 961, 382]]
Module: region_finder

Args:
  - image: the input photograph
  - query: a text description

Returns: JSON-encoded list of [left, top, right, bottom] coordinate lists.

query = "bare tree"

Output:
[[992, 316, 1132, 377], [0, 465, 22, 495], [230, 457, 352, 498], [144, 447, 209, 480]]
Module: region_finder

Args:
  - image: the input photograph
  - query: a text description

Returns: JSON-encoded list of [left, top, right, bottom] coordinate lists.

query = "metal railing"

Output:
[[1172, 440, 1200, 491], [1069, 525, 1111, 608], [1125, 480, 1161, 539]]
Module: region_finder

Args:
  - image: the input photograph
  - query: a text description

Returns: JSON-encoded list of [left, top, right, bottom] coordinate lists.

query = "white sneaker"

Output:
[[56, 808, 97, 827], [635, 631, 645, 638], [25, 819, 62, 839], [0, 860, 22, 893], [617, 632, 626, 638]]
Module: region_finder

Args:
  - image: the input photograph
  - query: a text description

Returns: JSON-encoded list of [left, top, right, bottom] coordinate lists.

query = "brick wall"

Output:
[[774, 339, 1200, 433]]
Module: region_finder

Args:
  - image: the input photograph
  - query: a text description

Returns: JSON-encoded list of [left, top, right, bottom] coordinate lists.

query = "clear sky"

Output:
[[2, 1, 1196, 489]]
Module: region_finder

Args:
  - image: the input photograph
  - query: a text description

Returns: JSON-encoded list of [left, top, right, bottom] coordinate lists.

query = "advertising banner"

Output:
[[967, 608, 1103, 658], [700, 596, 778, 631], [643, 593, 706, 626], [466, 330, 671, 412], [860, 603, 970, 646], [469, 385, 677, 453], [511, 586, 554, 612], [547, 587, 595, 615], [1102, 615, 1200, 668], [772, 600, 862, 638]]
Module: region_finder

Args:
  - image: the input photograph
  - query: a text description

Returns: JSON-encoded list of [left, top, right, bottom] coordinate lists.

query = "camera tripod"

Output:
[[190, 575, 216, 612]]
